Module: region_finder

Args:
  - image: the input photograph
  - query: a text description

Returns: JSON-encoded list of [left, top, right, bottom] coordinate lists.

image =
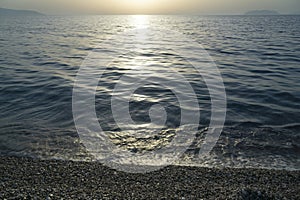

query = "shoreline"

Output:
[[1, 156, 299, 199]]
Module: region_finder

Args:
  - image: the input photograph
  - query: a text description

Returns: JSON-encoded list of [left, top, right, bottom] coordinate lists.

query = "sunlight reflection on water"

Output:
[[0, 15, 299, 170]]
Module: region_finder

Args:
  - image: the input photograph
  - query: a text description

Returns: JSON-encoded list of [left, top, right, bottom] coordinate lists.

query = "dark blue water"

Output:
[[0, 15, 299, 169]]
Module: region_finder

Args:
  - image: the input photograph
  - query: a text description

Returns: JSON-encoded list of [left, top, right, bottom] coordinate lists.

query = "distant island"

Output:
[[245, 10, 280, 15], [0, 7, 44, 16]]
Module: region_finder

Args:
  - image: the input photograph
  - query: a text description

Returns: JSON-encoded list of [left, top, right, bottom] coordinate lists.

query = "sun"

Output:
[[109, 0, 161, 14], [132, 0, 152, 5], [130, 0, 154, 8]]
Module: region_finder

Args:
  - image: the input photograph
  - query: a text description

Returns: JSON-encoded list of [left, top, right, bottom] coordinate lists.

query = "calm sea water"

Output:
[[0, 15, 299, 170]]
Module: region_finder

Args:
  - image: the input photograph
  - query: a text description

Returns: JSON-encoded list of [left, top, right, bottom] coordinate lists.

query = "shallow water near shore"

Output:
[[0, 15, 299, 170]]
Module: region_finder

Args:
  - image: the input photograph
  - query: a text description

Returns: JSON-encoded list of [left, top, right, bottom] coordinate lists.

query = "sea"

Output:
[[0, 15, 299, 170]]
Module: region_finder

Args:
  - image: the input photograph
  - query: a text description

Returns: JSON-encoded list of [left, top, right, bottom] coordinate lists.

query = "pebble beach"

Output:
[[1, 156, 299, 199]]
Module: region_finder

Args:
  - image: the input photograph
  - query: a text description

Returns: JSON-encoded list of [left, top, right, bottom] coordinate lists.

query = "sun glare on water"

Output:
[[131, 15, 150, 28]]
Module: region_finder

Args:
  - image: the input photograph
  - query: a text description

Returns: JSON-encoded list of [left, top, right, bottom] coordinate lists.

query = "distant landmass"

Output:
[[245, 10, 280, 15], [0, 8, 44, 16]]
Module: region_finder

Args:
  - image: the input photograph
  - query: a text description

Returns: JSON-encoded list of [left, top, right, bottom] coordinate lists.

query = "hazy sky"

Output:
[[0, 0, 299, 14]]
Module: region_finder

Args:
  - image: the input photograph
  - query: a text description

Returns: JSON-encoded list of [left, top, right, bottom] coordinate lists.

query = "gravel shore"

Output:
[[0, 156, 299, 199]]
